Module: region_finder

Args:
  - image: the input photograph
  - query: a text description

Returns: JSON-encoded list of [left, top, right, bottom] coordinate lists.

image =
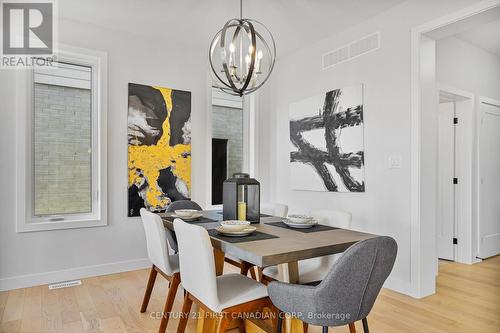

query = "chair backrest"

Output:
[[316, 236, 397, 326], [140, 209, 176, 275], [166, 200, 203, 212], [309, 209, 352, 229], [174, 218, 219, 311], [165, 200, 202, 252], [261, 202, 289, 218]]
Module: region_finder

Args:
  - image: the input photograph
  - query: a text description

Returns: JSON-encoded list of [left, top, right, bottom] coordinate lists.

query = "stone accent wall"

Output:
[[33, 83, 92, 215], [212, 106, 243, 178]]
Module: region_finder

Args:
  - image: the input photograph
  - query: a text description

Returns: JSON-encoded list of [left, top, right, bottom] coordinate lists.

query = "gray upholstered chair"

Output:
[[268, 236, 397, 333], [165, 200, 203, 252]]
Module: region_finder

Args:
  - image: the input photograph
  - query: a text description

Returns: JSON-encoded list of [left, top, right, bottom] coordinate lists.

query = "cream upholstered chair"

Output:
[[139, 209, 181, 333], [262, 209, 352, 284], [173, 218, 276, 333], [260, 202, 289, 218]]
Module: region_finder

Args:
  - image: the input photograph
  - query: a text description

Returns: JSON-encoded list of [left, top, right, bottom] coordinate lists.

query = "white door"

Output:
[[437, 102, 455, 260], [478, 101, 500, 259]]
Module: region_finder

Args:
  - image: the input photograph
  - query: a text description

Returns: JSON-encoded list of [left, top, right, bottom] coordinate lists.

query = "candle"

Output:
[[238, 201, 247, 221]]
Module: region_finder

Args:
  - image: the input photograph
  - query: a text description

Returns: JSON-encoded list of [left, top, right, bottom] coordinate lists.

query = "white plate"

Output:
[[284, 219, 318, 229], [216, 226, 256, 237], [287, 214, 314, 224], [220, 220, 251, 231], [171, 212, 203, 221]]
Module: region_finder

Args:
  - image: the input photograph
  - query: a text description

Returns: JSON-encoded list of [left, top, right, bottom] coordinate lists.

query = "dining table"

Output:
[[161, 210, 378, 333]]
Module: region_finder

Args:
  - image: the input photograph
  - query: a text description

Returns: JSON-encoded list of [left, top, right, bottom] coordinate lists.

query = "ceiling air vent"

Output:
[[322, 32, 380, 70]]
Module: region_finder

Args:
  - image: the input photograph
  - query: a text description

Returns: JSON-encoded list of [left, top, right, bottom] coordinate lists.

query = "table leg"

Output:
[[278, 262, 304, 333], [213, 248, 225, 276]]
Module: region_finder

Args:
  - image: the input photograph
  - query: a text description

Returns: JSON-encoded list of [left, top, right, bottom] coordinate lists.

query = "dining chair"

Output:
[[225, 202, 289, 279], [139, 209, 181, 333], [262, 209, 352, 284], [261, 202, 289, 218], [173, 218, 277, 333], [268, 236, 397, 333], [165, 200, 203, 252]]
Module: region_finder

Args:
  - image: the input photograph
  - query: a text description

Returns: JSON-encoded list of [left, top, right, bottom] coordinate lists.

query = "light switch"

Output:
[[388, 155, 402, 169]]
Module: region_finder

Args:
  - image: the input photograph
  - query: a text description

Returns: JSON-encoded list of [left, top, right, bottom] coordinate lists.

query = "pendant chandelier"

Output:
[[209, 0, 276, 96]]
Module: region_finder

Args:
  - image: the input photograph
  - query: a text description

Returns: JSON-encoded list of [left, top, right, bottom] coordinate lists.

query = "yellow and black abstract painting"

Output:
[[127, 83, 191, 217]]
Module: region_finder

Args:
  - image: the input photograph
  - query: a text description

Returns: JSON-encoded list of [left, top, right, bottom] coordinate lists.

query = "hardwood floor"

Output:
[[1, 256, 499, 333]]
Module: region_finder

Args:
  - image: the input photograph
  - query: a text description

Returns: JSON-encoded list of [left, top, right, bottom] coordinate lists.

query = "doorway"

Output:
[[411, 2, 500, 297], [212, 138, 228, 205], [436, 88, 473, 262]]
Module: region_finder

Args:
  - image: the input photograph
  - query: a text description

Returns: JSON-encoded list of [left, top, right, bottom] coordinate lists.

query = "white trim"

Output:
[[476, 96, 500, 259], [0, 258, 150, 292], [15, 44, 108, 232], [479, 96, 500, 107], [410, 0, 500, 298]]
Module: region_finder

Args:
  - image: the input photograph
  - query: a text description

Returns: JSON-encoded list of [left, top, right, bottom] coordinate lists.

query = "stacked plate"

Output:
[[173, 209, 203, 221], [284, 214, 318, 229], [216, 220, 256, 237]]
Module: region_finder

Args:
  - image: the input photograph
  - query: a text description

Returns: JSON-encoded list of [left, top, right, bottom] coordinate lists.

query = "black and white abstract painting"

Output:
[[289, 84, 365, 192]]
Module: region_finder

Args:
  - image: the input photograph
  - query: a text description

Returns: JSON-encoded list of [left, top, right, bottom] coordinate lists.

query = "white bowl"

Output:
[[220, 220, 251, 232], [287, 214, 313, 224], [174, 209, 200, 218]]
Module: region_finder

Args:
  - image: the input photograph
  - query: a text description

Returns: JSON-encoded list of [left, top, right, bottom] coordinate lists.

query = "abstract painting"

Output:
[[289, 84, 365, 192], [128, 83, 191, 217]]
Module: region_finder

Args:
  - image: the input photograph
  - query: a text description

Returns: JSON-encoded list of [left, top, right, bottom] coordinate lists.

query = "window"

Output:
[[211, 88, 244, 205], [16, 46, 108, 232]]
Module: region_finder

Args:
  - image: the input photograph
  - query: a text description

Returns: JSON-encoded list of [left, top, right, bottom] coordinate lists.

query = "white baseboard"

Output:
[[384, 276, 414, 297], [0, 258, 151, 291]]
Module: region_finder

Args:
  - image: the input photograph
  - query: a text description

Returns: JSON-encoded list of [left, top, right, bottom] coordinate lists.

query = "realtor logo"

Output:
[[1, 0, 56, 68]]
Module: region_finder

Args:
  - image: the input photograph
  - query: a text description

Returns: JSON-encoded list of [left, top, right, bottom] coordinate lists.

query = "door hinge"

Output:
[[453, 238, 458, 245], [453, 178, 458, 184], [453, 117, 458, 124]]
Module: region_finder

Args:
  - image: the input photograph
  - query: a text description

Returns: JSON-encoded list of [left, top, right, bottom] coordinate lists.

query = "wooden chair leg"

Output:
[[158, 273, 181, 333], [276, 313, 283, 333], [270, 305, 280, 331], [140, 265, 158, 313], [349, 322, 357, 333], [250, 266, 257, 280], [237, 319, 245, 333], [257, 267, 263, 282], [362, 318, 369, 333], [176, 293, 193, 333], [217, 315, 231, 333], [240, 261, 252, 276], [302, 321, 309, 333]]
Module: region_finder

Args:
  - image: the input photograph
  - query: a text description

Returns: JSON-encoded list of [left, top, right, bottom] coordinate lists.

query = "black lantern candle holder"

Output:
[[223, 173, 260, 224]]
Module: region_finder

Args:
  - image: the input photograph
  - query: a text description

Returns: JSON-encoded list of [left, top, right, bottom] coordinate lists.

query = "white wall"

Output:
[[0, 19, 209, 290], [436, 36, 500, 100], [257, 0, 482, 296]]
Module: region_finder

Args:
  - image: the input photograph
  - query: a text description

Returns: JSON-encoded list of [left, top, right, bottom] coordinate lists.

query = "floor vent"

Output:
[[322, 32, 380, 69], [48, 279, 82, 290]]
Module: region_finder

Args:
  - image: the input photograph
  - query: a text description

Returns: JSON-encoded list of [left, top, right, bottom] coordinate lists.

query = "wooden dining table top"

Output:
[[160, 210, 378, 268]]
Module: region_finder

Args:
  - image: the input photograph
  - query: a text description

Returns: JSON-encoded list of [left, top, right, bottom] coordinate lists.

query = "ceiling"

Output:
[[59, 0, 405, 56], [457, 19, 500, 57]]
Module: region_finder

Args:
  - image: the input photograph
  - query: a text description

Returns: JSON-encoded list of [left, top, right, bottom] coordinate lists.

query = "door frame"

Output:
[[410, 0, 500, 298], [477, 96, 500, 258]]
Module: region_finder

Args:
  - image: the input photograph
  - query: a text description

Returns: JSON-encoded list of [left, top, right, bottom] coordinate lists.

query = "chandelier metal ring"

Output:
[[209, 1, 276, 96]]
